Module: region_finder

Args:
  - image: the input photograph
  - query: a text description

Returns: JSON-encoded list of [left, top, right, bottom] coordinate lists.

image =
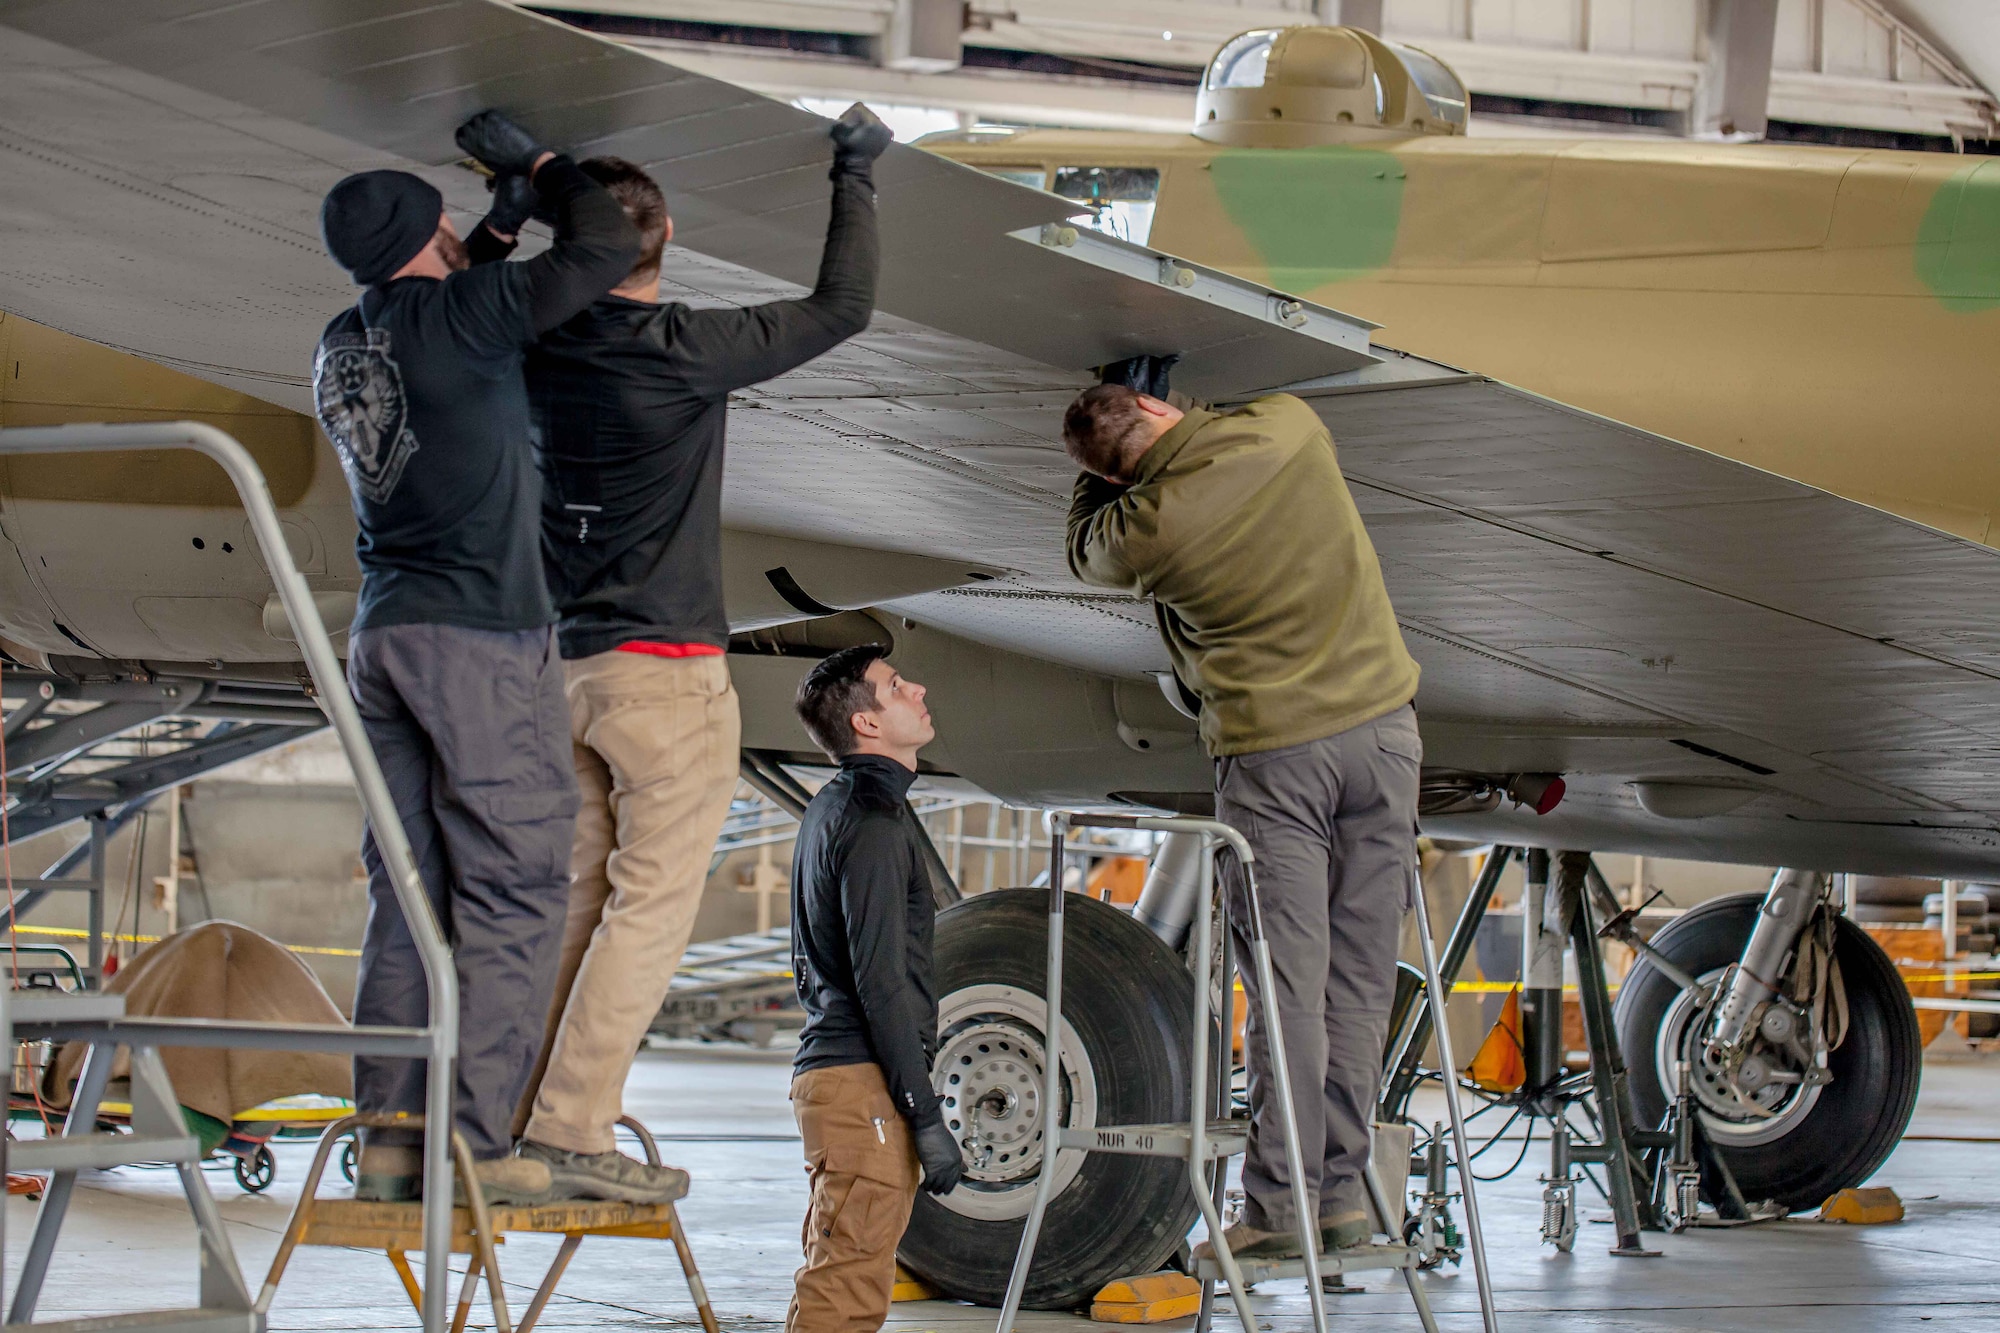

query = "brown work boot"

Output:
[[455, 1154, 556, 1207], [1320, 1209, 1372, 1251], [1192, 1221, 1303, 1262], [516, 1138, 689, 1204]]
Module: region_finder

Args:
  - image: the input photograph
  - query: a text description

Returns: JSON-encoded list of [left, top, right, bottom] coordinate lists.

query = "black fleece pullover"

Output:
[[314, 157, 638, 634], [790, 753, 942, 1130], [505, 158, 879, 660]]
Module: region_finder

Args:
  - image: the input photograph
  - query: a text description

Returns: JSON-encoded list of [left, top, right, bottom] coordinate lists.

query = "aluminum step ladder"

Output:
[[2, 991, 261, 1333], [993, 813, 1500, 1333], [0, 422, 462, 1332]]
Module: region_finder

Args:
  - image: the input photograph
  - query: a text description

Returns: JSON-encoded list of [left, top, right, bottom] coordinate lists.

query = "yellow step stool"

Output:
[[258, 1112, 716, 1333]]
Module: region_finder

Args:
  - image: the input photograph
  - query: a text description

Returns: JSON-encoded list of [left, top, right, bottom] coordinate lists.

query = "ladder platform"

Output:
[[297, 1199, 684, 1254], [1056, 1121, 1249, 1159], [1196, 1243, 1422, 1285]]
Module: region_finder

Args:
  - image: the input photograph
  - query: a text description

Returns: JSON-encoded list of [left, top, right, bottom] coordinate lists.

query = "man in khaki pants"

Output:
[[786, 647, 965, 1332], [503, 107, 892, 1201]]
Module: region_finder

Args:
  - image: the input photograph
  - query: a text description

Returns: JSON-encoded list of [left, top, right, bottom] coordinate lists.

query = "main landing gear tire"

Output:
[[1614, 892, 1921, 1213], [898, 890, 1199, 1310]]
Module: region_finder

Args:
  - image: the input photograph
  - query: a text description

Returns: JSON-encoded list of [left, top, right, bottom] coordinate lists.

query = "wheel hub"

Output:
[[1660, 967, 1823, 1147], [940, 1022, 1045, 1181], [929, 983, 1098, 1221]]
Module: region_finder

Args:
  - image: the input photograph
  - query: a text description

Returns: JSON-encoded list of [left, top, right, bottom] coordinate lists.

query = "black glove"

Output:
[[456, 110, 547, 178], [483, 173, 538, 238], [913, 1119, 965, 1196], [830, 102, 893, 171]]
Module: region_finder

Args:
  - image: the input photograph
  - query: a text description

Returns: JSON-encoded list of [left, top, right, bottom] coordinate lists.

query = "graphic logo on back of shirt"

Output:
[[314, 328, 418, 504]]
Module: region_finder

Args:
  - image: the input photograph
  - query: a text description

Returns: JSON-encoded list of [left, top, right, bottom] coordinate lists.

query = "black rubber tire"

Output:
[[339, 1135, 358, 1184], [898, 890, 1199, 1310], [234, 1144, 276, 1194], [1614, 892, 1921, 1212]]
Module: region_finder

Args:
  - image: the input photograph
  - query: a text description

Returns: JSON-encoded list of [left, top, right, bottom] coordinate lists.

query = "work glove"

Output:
[[830, 102, 893, 171], [456, 110, 548, 178], [483, 173, 538, 238], [913, 1119, 966, 1196]]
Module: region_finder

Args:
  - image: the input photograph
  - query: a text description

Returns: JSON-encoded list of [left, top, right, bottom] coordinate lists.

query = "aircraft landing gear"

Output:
[[1614, 882, 1922, 1214], [897, 890, 1199, 1310]]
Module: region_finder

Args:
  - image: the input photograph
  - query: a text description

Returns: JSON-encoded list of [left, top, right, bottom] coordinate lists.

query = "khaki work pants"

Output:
[[787, 1063, 921, 1333], [516, 651, 741, 1154]]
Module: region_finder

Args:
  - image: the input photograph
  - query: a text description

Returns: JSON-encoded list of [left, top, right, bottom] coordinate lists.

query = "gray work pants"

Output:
[[347, 623, 579, 1160], [1216, 704, 1420, 1232]]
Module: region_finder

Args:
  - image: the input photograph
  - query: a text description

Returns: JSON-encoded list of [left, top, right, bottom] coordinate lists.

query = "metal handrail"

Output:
[[0, 422, 457, 1332]]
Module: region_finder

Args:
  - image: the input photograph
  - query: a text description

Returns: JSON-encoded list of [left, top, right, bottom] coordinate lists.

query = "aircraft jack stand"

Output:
[[258, 1113, 717, 1333], [992, 815, 1500, 1333]]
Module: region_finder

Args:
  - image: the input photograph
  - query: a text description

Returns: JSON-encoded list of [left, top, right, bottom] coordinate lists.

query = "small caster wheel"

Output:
[[235, 1144, 276, 1194], [339, 1135, 358, 1185]]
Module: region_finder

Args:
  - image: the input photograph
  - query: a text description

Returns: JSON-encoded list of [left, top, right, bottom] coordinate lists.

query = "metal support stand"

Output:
[[1381, 847, 1515, 1121], [1555, 852, 1661, 1256], [0, 422, 459, 1331]]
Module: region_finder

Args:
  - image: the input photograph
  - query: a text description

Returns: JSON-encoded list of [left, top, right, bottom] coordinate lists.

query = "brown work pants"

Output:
[[515, 650, 741, 1154], [787, 1063, 921, 1333]]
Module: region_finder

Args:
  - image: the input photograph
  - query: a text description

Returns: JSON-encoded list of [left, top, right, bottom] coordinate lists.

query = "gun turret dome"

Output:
[[1195, 26, 1467, 146]]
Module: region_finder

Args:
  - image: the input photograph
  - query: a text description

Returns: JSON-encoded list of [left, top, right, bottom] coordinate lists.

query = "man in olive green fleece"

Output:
[[1064, 383, 1421, 1262]]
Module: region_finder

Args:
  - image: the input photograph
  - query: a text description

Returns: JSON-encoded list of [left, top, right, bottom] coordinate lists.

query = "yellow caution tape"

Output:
[[4, 924, 360, 958]]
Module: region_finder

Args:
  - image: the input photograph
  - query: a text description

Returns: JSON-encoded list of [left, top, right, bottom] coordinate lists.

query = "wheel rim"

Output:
[[931, 983, 1098, 1221], [1655, 966, 1824, 1147]]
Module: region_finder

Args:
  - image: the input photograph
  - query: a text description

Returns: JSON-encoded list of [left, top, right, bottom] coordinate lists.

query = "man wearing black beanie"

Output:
[[312, 109, 639, 1207]]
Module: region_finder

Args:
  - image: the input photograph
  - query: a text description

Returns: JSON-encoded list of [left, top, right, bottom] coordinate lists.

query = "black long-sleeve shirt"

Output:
[[515, 160, 880, 660], [791, 753, 942, 1130], [312, 157, 639, 634]]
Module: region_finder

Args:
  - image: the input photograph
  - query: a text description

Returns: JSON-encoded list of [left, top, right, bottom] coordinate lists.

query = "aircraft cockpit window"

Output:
[[1052, 166, 1161, 245], [1384, 41, 1467, 127], [978, 167, 1048, 190], [1207, 30, 1277, 90]]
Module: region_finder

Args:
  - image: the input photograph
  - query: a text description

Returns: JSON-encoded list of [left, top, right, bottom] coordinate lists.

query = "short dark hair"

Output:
[[1062, 383, 1153, 476], [795, 644, 891, 759], [579, 156, 668, 286]]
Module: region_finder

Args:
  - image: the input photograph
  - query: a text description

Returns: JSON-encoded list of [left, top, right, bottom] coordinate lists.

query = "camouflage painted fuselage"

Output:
[[934, 130, 2000, 544]]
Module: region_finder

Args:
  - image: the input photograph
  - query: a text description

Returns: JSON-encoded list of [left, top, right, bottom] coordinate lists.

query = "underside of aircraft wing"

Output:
[[4, 1, 2000, 875]]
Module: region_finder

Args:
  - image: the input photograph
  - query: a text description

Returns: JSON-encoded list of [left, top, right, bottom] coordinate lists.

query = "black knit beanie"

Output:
[[320, 170, 445, 285]]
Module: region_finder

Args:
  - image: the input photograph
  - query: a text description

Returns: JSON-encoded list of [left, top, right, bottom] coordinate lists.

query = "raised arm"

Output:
[[454, 112, 639, 337], [672, 103, 888, 396], [1066, 472, 1143, 591]]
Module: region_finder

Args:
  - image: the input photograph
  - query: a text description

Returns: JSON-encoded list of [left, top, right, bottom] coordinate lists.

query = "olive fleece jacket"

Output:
[[1066, 394, 1420, 757]]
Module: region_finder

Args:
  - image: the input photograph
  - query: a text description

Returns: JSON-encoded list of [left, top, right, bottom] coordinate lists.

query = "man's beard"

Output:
[[435, 225, 470, 273]]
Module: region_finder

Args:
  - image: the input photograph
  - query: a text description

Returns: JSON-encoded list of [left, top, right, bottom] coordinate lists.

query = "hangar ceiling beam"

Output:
[[1695, 0, 1781, 139]]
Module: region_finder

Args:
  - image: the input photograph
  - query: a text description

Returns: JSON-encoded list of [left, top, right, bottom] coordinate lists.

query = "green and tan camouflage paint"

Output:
[[935, 130, 2000, 545]]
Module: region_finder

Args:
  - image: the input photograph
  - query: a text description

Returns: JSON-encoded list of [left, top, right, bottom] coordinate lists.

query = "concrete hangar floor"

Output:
[[9, 1042, 1997, 1331]]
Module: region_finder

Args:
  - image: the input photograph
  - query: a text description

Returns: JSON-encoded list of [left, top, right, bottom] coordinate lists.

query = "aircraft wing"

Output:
[[6, 0, 2000, 875]]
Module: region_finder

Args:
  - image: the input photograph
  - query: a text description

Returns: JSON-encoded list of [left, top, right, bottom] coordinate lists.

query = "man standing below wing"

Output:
[[312, 112, 639, 1205], [787, 646, 964, 1333], [1063, 384, 1422, 1260], [489, 104, 891, 1204]]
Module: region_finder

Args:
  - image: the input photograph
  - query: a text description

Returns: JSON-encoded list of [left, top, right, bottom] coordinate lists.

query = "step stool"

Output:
[[994, 814, 1500, 1333], [258, 1113, 716, 1333], [2, 991, 263, 1332]]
